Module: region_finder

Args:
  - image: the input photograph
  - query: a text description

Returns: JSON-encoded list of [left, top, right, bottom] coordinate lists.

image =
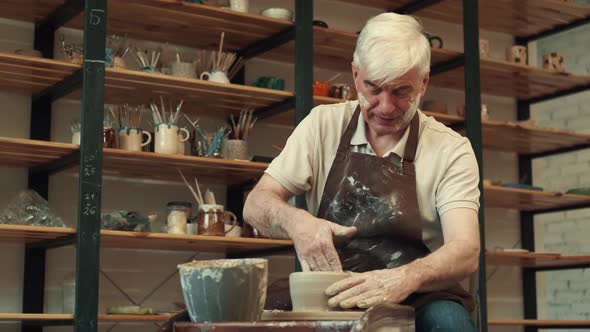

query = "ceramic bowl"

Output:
[[289, 271, 350, 312], [261, 7, 293, 21], [178, 258, 268, 322]]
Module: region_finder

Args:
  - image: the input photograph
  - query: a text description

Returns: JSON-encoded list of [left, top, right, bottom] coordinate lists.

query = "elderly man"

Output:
[[243, 12, 480, 331]]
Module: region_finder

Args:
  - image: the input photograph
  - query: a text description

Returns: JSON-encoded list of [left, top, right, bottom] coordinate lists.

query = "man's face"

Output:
[[352, 66, 429, 136]]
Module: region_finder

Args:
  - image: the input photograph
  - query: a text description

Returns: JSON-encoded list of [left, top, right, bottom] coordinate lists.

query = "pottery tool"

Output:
[[195, 126, 231, 157], [271, 144, 283, 152], [204, 189, 216, 205], [210, 32, 245, 79], [149, 97, 184, 125], [132, 46, 160, 69], [327, 73, 342, 83], [178, 169, 203, 206], [183, 113, 199, 130], [115, 104, 144, 129], [107, 34, 129, 58], [229, 106, 257, 140]]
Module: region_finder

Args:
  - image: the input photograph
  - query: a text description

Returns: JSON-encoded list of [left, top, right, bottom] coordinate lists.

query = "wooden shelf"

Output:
[[0, 225, 293, 253], [0, 52, 293, 116], [481, 120, 590, 155], [486, 251, 590, 269], [266, 28, 461, 72], [432, 57, 590, 100], [338, 0, 590, 38], [0, 137, 267, 185], [0, 313, 73, 322], [100, 230, 292, 253], [0, 225, 75, 244], [485, 183, 590, 212], [1, 0, 291, 53], [489, 319, 590, 327], [0, 313, 173, 323]]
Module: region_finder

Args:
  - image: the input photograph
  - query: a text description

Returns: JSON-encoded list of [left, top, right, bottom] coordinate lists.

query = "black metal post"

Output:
[[463, 1, 487, 331], [74, 1, 107, 331], [518, 99, 539, 332], [293, 0, 313, 271]]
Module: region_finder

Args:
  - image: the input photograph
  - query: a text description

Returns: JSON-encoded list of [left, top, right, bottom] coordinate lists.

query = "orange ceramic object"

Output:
[[313, 80, 330, 97]]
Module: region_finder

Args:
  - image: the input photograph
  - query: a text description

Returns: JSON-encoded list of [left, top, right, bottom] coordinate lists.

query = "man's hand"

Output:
[[288, 213, 357, 272], [325, 267, 419, 309]]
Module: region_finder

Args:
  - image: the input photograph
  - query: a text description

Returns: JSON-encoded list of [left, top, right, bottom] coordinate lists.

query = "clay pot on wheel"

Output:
[[289, 271, 350, 312]]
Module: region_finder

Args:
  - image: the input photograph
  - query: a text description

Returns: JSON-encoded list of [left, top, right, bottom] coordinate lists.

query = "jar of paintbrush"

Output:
[[223, 107, 257, 160], [105, 34, 129, 69], [110, 104, 152, 152], [149, 97, 190, 155], [132, 47, 160, 73]]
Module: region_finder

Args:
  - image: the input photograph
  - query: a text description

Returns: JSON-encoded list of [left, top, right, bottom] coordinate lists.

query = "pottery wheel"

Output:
[[261, 310, 364, 321]]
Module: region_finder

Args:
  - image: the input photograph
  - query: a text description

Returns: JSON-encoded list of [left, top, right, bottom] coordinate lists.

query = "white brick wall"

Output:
[[531, 7, 590, 330]]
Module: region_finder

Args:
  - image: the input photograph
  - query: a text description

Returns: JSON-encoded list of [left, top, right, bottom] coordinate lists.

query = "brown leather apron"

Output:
[[316, 106, 473, 311]]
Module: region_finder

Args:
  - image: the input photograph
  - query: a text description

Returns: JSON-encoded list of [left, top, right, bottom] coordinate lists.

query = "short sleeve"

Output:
[[435, 137, 481, 216], [264, 109, 318, 196]]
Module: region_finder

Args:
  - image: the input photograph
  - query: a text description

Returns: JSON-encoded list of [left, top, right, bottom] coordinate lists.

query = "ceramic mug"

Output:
[[177, 133, 186, 155], [479, 39, 490, 58], [200, 70, 230, 84], [118, 128, 152, 152], [71, 132, 81, 145], [103, 128, 117, 148], [229, 0, 249, 12], [506, 45, 527, 64], [197, 204, 237, 236], [225, 224, 242, 237], [171, 61, 196, 79], [543, 52, 565, 72], [155, 123, 190, 154]]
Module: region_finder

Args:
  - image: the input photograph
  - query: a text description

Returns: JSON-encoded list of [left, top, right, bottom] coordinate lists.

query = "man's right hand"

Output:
[[288, 212, 357, 272]]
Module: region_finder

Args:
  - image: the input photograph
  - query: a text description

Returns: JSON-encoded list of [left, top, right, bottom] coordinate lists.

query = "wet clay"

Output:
[[289, 271, 351, 312]]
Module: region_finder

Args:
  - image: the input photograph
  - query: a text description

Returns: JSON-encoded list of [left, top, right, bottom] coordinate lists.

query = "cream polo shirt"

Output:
[[265, 100, 480, 251]]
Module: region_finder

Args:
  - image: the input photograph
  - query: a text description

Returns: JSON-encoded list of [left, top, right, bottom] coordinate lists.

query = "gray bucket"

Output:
[[178, 258, 268, 322]]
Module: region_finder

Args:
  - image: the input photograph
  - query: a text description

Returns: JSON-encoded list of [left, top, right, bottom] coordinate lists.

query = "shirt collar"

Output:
[[350, 109, 413, 158]]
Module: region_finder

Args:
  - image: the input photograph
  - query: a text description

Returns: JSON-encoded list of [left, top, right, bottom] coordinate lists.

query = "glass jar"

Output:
[[166, 201, 192, 234]]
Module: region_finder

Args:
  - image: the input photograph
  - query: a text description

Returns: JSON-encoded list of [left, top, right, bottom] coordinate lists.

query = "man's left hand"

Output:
[[325, 267, 419, 309]]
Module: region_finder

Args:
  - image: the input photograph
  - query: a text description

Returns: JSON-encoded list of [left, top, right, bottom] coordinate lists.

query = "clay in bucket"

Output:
[[178, 258, 268, 322]]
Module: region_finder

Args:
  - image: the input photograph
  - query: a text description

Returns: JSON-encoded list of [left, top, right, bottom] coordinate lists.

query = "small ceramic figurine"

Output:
[[543, 52, 565, 72], [506, 45, 527, 64]]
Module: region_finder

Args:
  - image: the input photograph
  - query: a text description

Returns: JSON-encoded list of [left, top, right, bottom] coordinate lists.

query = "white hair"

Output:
[[353, 13, 431, 85]]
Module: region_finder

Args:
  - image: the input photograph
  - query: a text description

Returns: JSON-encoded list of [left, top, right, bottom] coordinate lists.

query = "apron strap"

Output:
[[403, 112, 420, 163], [335, 105, 362, 155]]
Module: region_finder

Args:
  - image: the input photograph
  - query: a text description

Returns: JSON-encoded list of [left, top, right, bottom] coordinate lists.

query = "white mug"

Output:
[[155, 123, 190, 154], [200, 70, 230, 84], [171, 61, 196, 79], [229, 0, 249, 12], [177, 133, 186, 155], [225, 224, 242, 237], [118, 128, 152, 152], [72, 132, 81, 145]]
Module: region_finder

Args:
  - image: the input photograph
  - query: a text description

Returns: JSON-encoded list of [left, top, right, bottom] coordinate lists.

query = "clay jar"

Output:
[[289, 271, 350, 312], [178, 258, 268, 322], [197, 204, 237, 236]]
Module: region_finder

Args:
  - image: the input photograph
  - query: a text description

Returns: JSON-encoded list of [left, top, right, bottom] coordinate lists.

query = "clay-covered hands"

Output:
[[325, 267, 419, 309], [287, 214, 357, 272]]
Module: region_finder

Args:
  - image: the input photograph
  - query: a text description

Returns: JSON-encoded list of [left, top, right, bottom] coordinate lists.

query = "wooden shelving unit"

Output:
[[486, 251, 590, 269], [0, 225, 75, 244], [338, 0, 590, 38], [0, 313, 73, 322]]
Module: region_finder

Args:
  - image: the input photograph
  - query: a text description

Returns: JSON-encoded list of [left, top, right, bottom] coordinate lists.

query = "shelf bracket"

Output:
[[31, 150, 81, 176], [525, 82, 590, 105], [430, 55, 465, 76], [389, 0, 444, 14], [529, 202, 590, 215], [26, 234, 76, 251], [527, 143, 590, 159], [518, 15, 590, 43], [253, 97, 295, 120], [35, 0, 84, 58], [33, 69, 83, 104], [533, 263, 590, 272], [237, 26, 295, 60]]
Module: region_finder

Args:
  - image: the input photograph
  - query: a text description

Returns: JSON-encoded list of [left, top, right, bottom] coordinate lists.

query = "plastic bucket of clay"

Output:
[[178, 258, 268, 322]]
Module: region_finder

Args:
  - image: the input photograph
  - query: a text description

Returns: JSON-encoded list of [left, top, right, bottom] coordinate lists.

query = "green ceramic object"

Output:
[[566, 187, 590, 196]]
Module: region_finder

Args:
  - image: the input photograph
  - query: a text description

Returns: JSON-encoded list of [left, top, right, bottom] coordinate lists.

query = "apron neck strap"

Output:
[[337, 105, 420, 163], [403, 112, 420, 163]]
